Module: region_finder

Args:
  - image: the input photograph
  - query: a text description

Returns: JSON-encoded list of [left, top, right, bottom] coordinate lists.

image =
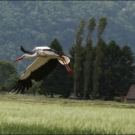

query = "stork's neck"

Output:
[[24, 53, 37, 58]]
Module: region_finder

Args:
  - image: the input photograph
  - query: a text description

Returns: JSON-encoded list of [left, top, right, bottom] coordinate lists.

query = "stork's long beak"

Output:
[[13, 56, 24, 62]]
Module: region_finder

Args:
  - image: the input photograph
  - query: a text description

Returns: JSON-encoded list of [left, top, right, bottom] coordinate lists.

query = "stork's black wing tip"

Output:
[[20, 46, 33, 54], [20, 45, 25, 51], [11, 78, 33, 95]]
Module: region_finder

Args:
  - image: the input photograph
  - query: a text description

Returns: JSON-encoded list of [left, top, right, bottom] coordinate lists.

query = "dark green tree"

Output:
[[100, 40, 121, 97], [77, 46, 85, 97], [117, 44, 135, 96], [99, 41, 135, 97], [40, 38, 70, 98], [0, 60, 17, 92], [92, 17, 107, 99], [69, 46, 75, 94], [97, 16, 107, 39], [83, 17, 96, 99], [73, 19, 86, 98], [69, 45, 85, 98]]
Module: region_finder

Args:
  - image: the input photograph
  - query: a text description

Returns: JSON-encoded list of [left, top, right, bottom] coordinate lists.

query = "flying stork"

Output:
[[12, 46, 74, 94]]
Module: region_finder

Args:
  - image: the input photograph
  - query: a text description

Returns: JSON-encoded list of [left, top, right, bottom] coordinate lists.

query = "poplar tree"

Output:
[[69, 46, 75, 94], [73, 19, 86, 98], [92, 17, 107, 99], [83, 17, 96, 99]]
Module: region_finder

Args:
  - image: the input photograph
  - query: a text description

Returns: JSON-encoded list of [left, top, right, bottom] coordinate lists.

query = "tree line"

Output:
[[69, 16, 135, 99], [0, 16, 135, 99]]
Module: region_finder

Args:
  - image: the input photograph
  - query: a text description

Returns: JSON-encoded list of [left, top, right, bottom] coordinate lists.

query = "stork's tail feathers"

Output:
[[20, 46, 33, 54], [58, 55, 70, 65]]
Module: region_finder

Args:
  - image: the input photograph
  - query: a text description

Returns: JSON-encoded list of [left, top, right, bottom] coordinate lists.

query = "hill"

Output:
[[0, 1, 135, 72]]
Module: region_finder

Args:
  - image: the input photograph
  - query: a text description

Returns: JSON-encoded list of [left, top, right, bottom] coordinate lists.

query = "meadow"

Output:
[[0, 93, 135, 134]]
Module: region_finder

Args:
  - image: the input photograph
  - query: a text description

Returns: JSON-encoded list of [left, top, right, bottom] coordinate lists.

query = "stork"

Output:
[[12, 46, 74, 94]]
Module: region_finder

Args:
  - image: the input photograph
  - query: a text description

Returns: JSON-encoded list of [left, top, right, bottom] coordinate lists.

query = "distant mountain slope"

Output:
[[0, 1, 135, 72]]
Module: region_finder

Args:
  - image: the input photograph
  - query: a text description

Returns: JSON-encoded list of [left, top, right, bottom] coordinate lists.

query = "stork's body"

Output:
[[12, 46, 74, 94]]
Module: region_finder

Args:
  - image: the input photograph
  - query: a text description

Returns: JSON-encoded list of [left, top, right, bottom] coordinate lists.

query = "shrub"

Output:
[[114, 96, 122, 102]]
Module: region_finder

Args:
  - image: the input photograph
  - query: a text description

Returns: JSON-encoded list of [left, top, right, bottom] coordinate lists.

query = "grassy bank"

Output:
[[0, 94, 135, 134]]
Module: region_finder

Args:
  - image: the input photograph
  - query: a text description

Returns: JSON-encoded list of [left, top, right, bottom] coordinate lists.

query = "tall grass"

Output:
[[0, 94, 135, 134]]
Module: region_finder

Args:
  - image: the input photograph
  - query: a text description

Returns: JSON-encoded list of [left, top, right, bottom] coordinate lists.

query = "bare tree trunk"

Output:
[[84, 78, 88, 99], [83, 91, 86, 99], [74, 81, 77, 99], [51, 92, 54, 98], [33, 89, 36, 96]]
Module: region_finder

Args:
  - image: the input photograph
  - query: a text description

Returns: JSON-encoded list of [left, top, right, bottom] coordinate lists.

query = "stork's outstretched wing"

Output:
[[12, 58, 58, 94]]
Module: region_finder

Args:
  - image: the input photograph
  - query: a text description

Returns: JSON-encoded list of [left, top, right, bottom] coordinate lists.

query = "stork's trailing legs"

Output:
[[61, 58, 74, 74]]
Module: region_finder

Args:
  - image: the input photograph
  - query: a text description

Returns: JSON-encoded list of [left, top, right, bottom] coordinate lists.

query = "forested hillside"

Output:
[[0, 1, 135, 73]]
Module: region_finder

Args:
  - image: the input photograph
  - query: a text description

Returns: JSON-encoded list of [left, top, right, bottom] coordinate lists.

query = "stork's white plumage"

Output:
[[12, 46, 74, 94]]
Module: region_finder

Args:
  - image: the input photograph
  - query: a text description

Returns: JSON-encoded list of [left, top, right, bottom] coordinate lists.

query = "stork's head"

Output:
[[13, 54, 29, 62]]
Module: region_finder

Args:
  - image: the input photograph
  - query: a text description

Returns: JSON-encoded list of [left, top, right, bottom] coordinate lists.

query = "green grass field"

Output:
[[0, 93, 135, 134]]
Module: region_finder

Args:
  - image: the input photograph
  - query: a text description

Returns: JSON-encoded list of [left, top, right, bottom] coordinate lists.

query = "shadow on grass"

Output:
[[0, 123, 99, 134]]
